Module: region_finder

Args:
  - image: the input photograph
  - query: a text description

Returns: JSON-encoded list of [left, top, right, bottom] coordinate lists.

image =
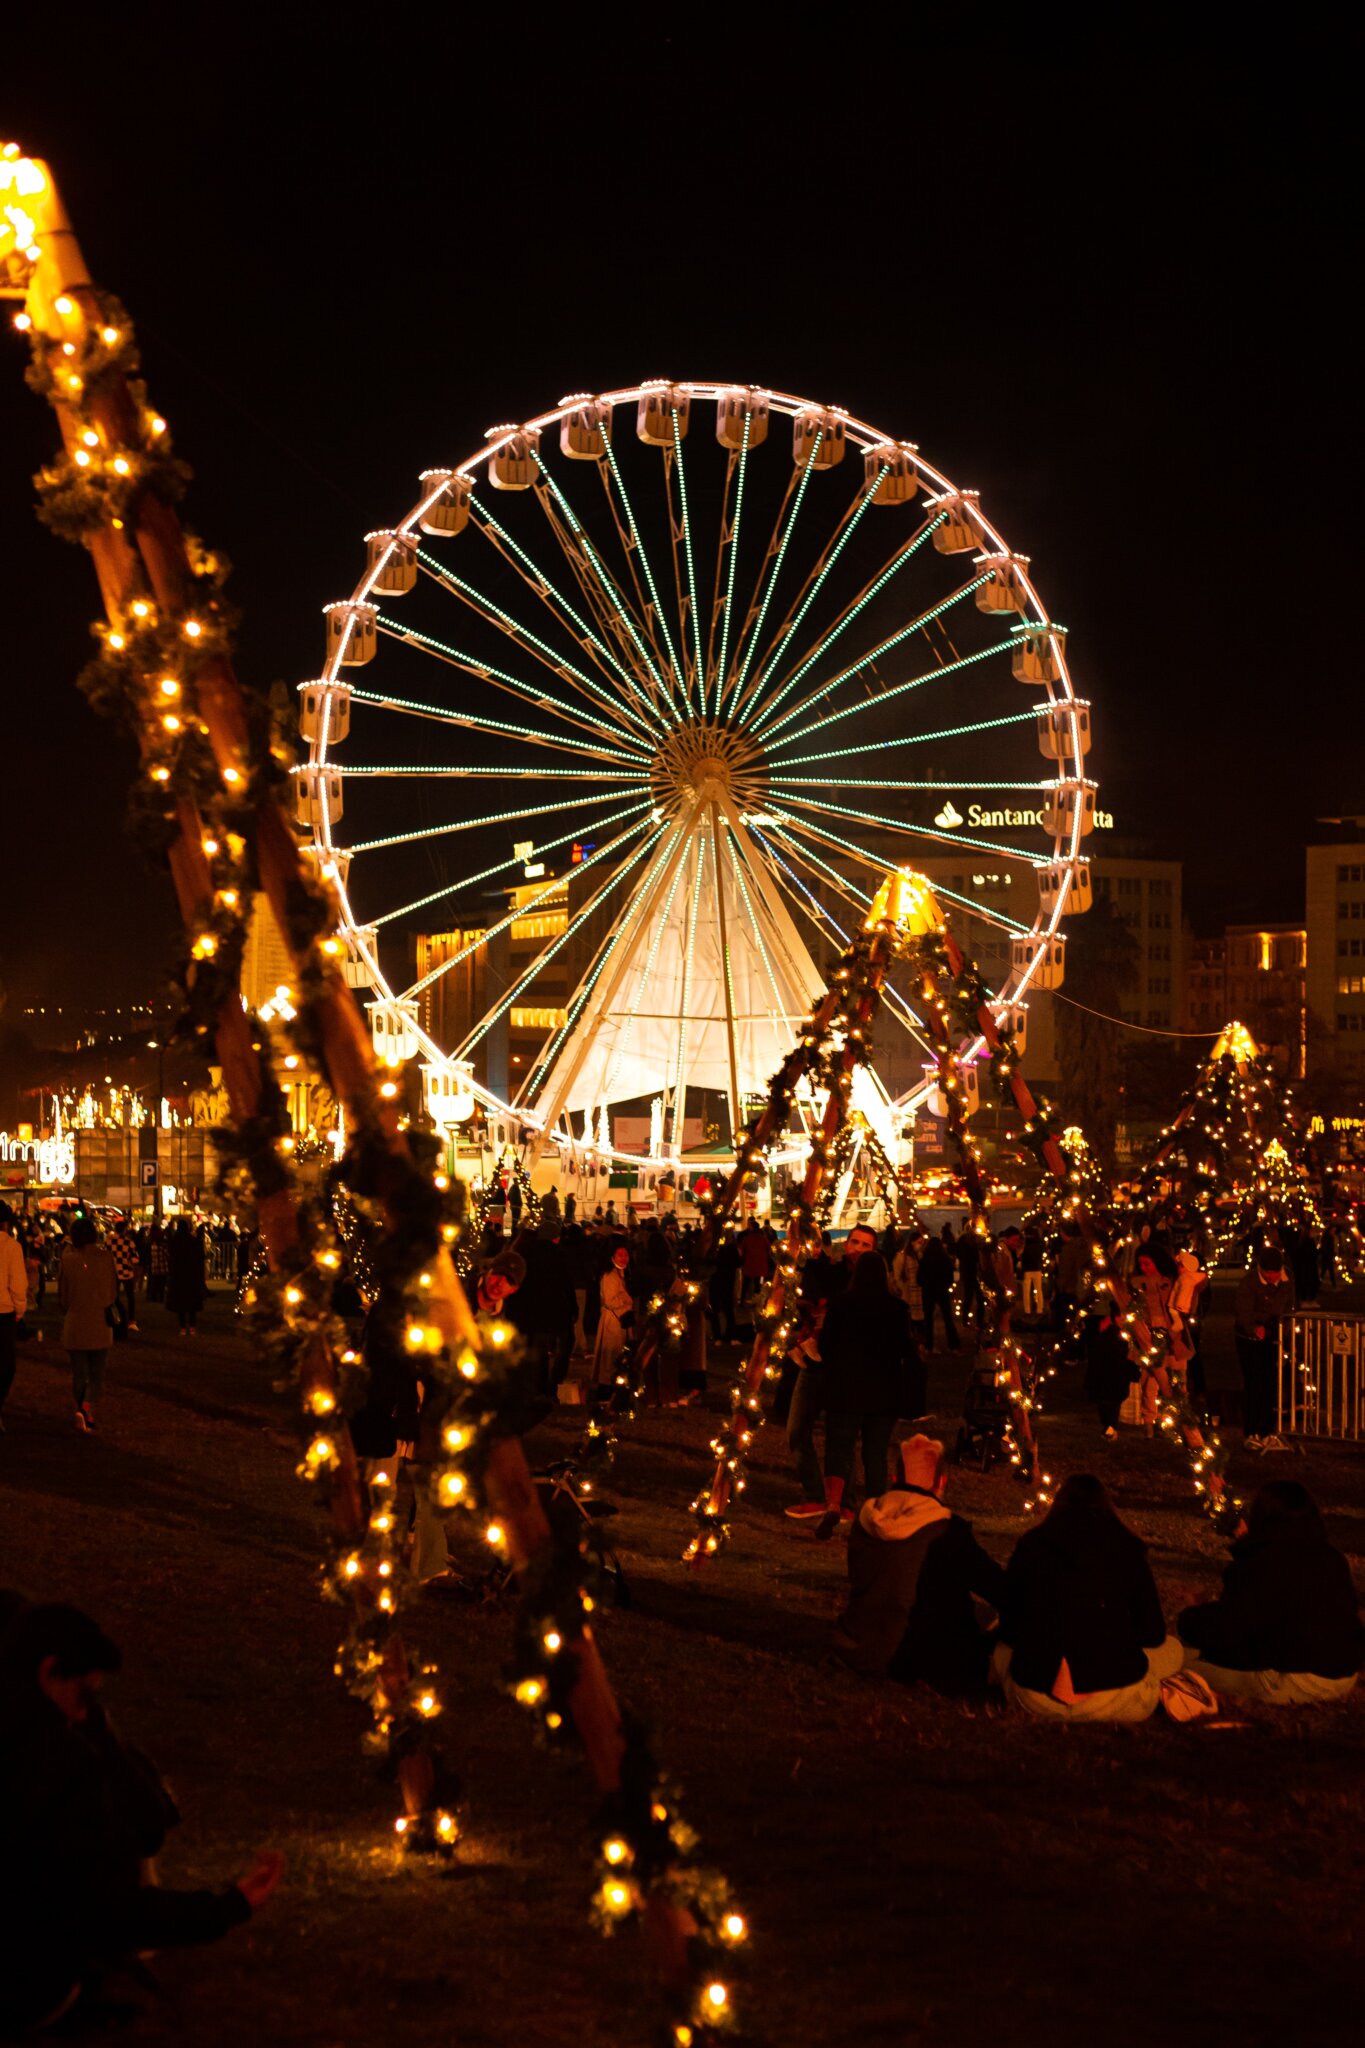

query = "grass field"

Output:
[[2, 1285, 1363, 2048]]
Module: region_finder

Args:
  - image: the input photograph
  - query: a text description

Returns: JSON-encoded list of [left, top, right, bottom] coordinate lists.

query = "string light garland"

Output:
[[8, 141, 745, 2031]]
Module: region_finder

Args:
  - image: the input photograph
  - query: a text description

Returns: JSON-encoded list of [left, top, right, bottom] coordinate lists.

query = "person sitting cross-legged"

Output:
[[1178, 1481, 1365, 1706], [993, 1474, 1184, 1721], [834, 1434, 1006, 1694]]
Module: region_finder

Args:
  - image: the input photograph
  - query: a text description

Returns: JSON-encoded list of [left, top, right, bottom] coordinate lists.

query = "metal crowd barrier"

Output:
[[1278, 1311, 1365, 1440]]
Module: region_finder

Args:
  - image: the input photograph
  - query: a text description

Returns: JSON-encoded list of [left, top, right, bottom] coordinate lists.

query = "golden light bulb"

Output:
[[74, 449, 91, 468], [543, 1630, 562, 1653], [516, 1677, 543, 1705], [705, 1983, 728, 2011], [81, 429, 98, 448], [484, 1522, 503, 1546], [603, 1838, 627, 1864], [54, 294, 74, 315], [102, 325, 119, 344]]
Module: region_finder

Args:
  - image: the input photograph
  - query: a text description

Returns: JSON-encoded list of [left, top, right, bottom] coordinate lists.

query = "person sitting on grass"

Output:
[[1178, 1481, 1365, 1706], [0, 1600, 282, 2035], [993, 1474, 1183, 1721], [834, 1435, 1006, 1693]]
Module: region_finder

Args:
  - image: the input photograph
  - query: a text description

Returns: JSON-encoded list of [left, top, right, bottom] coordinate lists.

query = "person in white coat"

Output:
[[591, 1243, 634, 1387]]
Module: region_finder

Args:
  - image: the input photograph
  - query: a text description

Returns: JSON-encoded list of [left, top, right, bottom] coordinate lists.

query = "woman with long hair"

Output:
[[59, 1217, 117, 1433], [995, 1474, 1182, 1720]]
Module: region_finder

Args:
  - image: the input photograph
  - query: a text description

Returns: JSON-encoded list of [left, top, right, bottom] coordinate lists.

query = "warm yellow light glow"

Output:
[[54, 294, 74, 315], [183, 618, 202, 638], [543, 1630, 562, 1653], [705, 1983, 728, 2011], [865, 867, 941, 937], [603, 1838, 628, 1864], [724, 1912, 746, 1941], [81, 429, 98, 448], [516, 1677, 544, 1705], [440, 1473, 466, 1501]]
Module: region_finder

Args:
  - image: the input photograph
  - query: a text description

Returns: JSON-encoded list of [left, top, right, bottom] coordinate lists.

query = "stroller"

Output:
[[953, 1358, 1015, 1473]]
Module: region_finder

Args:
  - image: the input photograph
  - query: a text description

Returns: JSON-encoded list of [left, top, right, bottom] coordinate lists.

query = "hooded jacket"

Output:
[[835, 1485, 1006, 1692], [1179, 1503, 1365, 1677]]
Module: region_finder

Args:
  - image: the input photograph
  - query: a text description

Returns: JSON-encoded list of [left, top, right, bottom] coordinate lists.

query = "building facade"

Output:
[[1306, 818, 1365, 1087]]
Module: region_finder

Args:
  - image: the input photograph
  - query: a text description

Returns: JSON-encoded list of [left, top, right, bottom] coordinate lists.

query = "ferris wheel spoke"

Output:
[[347, 786, 635, 857], [747, 823, 934, 1055], [460, 824, 669, 1061], [773, 706, 1039, 770], [722, 824, 805, 1053], [764, 637, 1015, 754], [770, 791, 1040, 865], [403, 814, 661, 1005], [753, 570, 995, 745], [597, 433, 687, 709], [747, 508, 943, 735], [596, 822, 693, 1107], [371, 796, 653, 929], [727, 464, 887, 725], [662, 408, 709, 711], [521, 829, 696, 1111], [508, 809, 701, 1129], [414, 548, 658, 739], [337, 764, 644, 783], [774, 776, 1050, 794], [346, 681, 646, 765], [667, 837, 707, 1152], [770, 812, 1032, 937], [530, 453, 676, 722], [727, 438, 821, 709], [468, 491, 674, 721], [708, 418, 751, 716], [377, 617, 645, 748]]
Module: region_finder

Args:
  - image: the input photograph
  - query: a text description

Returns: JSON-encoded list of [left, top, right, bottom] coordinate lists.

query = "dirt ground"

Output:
[[2, 1282, 1364, 2048]]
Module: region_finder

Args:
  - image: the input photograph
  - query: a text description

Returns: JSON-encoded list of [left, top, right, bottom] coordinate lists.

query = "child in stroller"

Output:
[[953, 1355, 1014, 1472]]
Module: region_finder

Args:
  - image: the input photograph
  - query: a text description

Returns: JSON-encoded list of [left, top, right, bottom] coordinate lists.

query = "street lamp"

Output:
[[146, 1039, 165, 1220]]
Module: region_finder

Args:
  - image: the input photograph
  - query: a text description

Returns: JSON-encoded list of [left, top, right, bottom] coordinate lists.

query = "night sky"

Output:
[[3, 20, 1358, 1017]]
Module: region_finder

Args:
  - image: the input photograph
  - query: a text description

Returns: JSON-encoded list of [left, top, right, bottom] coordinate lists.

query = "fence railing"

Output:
[[1278, 1310, 1365, 1441]]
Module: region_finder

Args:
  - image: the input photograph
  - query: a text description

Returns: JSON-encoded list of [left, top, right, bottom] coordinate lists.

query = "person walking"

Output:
[[918, 1231, 960, 1352], [58, 1217, 118, 1432], [165, 1217, 207, 1338], [890, 1231, 924, 1328], [0, 1203, 28, 1433], [1130, 1246, 1179, 1436], [1236, 1242, 1295, 1451], [590, 1243, 634, 1387], [1019, 1227, 1046, 1320], [109, 1220, 141, 1333], [1083, 1307, 1135, 1438], [954, 1225, 983, 1337]]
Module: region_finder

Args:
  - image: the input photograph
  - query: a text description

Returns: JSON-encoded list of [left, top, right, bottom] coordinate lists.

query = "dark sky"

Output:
[[3, 18, 1359, 1017]]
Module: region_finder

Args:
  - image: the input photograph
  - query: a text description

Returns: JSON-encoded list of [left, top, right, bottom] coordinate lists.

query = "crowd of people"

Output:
[[0, 1202, 253, 1434]]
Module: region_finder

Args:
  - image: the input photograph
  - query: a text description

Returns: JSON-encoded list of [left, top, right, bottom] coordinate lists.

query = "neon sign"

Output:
[[0, 1130, 76, 1184]]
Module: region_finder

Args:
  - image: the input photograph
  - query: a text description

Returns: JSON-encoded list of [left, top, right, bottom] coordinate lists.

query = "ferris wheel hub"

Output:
[[651, 718, 768, 815]]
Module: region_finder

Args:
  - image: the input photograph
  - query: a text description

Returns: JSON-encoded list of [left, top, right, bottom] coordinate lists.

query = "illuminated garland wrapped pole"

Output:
[[686, 871, 939, 1564], [6, 148, 743, 2030]]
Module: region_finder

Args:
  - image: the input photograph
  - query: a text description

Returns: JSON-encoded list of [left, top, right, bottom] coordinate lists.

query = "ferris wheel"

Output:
[[297, 382, 1094, 1171]]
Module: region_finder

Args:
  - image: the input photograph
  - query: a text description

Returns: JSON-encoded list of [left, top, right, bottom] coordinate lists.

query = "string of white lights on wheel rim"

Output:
[[298, 383, 1094, 1173]]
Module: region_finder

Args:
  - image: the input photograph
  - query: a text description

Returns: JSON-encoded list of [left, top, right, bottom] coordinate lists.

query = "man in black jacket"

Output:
[[834, 1436, 1005, 1692], [0, 1602, 281, 2033], [1179, 1481, 1364, 1704]]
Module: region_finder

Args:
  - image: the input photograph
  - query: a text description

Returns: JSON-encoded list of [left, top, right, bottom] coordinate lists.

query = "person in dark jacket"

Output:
[[994, 1474, 1182, 1719], [1083, 1308, 1135, 1437], [1178, 1481, 1365, 1704], [819, 1252, 924, 1518], [0, 1602, 281, 2034], [917, 1232, 960, 1352], [165, 1216, 207, 1337], [835, 1434, 1006, 1692], [508, 1214, 577, 1392], [1235, 1242, 1295, 1448]]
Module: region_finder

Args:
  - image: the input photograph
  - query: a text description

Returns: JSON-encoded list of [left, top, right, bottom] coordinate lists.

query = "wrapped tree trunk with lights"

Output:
[[3, 142, 748, 2042], [685, 870, 1075, 1560]]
